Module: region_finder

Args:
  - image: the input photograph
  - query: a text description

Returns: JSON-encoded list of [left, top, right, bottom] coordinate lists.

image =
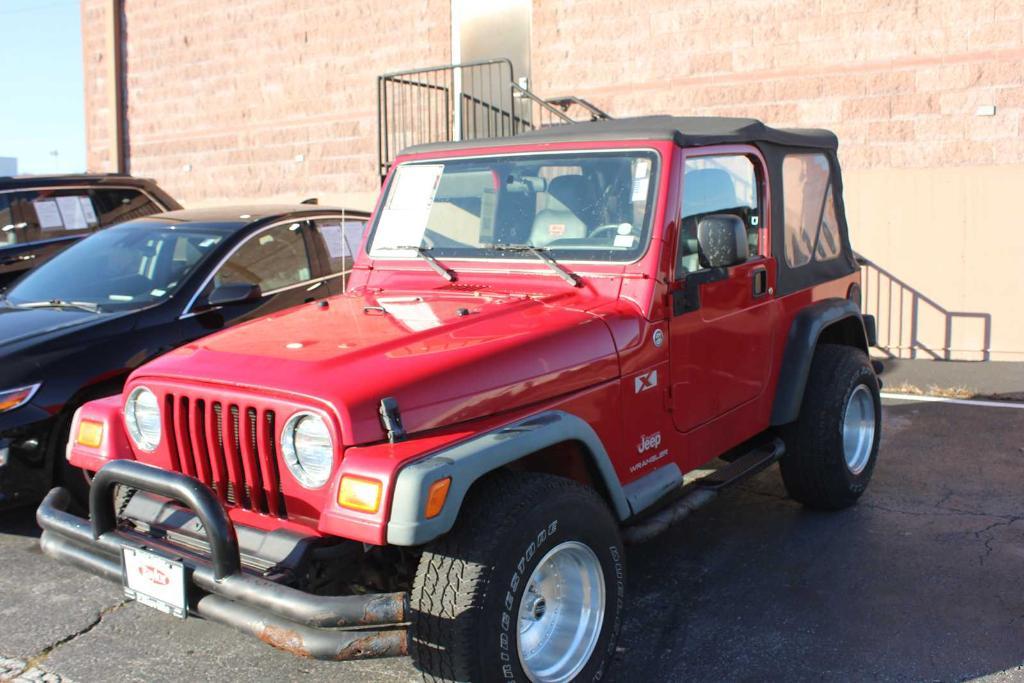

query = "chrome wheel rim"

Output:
[[516, 541, 605, 682], [843, 384, 876, 475]]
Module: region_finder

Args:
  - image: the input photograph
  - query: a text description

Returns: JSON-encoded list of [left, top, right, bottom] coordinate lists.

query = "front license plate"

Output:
[[122, 547, 187, 619]]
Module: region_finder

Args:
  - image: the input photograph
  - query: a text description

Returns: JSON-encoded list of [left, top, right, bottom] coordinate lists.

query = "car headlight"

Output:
[[280, 412, 334, 489], [124, 386, 161, 451], [0, 383, 40, 413]]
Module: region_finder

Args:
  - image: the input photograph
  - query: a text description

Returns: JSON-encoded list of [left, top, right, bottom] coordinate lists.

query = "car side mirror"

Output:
[[207, 283, 262, 307], [697, 214, 749, 269]]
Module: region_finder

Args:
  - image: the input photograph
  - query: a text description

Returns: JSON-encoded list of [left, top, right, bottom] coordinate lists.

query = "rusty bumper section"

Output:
[[36, 460, 408, 660]]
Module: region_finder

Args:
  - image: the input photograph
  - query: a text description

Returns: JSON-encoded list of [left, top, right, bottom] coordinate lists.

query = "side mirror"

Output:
[[207, 283, 262, 307], [697, 214, 749, 269]]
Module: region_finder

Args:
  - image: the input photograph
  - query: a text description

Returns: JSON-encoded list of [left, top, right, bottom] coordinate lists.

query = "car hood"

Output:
[[0, 305, 137, 385], [134, 288, 621, 443], [0, 305, 105, 345]]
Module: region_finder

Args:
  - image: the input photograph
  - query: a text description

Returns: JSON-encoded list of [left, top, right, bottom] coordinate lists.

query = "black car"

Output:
[[0, 174, 181, 287], [0, 204, 369, 508]]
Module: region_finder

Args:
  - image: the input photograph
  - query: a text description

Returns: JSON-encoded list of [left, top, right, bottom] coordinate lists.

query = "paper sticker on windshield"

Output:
[[634, 159, 651, 180], [371, 164, 444, 254], [548, 223, 566, 237], [614, 234, 635, 248], [56, 196, 88, 230], [386, 164, 444, 211], [78, 196, 99, 225], [33, 200, 64, 230], [631, 176, 650, 202]]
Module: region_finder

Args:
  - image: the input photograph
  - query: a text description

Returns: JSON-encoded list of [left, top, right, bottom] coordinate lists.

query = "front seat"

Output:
[[530, 175, 592, 247], [679, 168, 739, 273]]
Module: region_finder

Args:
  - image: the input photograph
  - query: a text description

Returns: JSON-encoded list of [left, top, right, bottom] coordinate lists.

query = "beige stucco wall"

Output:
[[846, 165, 1024, 361]]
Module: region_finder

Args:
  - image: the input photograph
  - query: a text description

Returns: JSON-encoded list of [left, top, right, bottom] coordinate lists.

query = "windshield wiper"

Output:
[[482, 244, 582, 288], [16, 299, 101, 313], [375, 245, 456, 282]]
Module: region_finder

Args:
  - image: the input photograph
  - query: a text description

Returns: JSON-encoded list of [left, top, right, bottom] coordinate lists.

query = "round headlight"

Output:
[[124, 386, 161, 451], [280, 412, 334, 489]]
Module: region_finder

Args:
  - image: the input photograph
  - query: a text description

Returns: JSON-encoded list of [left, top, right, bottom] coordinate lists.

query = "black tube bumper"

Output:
[[36, 460, 409, 660]]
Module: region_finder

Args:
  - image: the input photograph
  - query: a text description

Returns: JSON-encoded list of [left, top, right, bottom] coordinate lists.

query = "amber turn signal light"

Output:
[[76, 419, 104, 448], [424, 477, 452, 519], [338, 475, 382, 513]]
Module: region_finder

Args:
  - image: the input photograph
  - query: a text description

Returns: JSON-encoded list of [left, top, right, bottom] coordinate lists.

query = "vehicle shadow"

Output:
[[607, 400, 1024, 681], [0, 504, 41, 538]]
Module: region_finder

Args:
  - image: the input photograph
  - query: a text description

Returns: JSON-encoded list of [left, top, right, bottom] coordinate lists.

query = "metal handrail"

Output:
[[377, 60, 611, 180]]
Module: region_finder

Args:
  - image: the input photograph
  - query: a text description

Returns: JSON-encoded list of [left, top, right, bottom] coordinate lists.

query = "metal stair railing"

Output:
[[377, 59, 609, 180]]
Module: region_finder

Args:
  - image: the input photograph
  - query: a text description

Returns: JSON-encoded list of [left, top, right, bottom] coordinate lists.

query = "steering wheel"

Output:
[[588, 224, 632, 241]]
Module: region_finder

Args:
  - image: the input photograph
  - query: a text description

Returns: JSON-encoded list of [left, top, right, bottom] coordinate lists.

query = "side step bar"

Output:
[[622, 438, 785, 544]]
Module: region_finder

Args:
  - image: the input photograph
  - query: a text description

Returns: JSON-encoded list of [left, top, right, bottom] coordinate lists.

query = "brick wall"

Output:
[[80, 0, 1024, 358], [82, 0, 451, 207], [531, 0, 1024, 171], [81, 0, 118, 172]]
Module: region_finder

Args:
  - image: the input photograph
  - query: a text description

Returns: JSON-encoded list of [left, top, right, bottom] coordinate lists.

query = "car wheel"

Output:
[[779, 343, 881, 510], [410, 471, 625, 682]]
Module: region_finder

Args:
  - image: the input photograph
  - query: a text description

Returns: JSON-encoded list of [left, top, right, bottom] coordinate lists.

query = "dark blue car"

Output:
[[0, 204, 369, 508]]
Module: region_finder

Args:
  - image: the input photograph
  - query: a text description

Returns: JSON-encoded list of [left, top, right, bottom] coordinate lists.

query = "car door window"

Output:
[[91, 188, 163, 226], [212, 221, 313, 293], [4, 189, 98, 245], [0, 194, 12, 246], [678, 155, 761, 275], [782, 154, 839, 267], [314, 217, 367, 274]]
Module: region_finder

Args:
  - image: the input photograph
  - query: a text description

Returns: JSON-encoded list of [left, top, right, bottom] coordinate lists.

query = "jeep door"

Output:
[[668, 146, 779, 436]]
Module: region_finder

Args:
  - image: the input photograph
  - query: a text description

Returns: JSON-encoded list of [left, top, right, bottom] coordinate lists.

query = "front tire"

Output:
[[779, 343, 881, 510], [410, 471, 625, 682]]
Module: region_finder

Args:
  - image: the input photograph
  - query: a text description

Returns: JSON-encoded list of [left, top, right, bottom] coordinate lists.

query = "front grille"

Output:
[[163, 394, 286, 517]]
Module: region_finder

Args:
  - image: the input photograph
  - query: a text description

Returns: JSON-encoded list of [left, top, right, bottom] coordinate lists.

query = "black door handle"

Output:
[[751, 268, 768, 297]]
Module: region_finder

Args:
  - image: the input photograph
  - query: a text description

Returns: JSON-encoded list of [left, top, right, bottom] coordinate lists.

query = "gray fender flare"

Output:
[[386, 410, 631, 546], [770, 298, 869, 426]]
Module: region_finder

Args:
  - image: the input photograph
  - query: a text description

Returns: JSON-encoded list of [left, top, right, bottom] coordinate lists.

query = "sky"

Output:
[[0, 0, 86, 175]]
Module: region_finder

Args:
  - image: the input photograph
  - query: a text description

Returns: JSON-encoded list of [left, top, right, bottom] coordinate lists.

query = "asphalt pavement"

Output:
[[1, 395, 1023, 682]]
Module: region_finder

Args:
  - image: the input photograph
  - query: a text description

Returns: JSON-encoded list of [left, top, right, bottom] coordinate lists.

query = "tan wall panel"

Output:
[[846, 165, 1024, 361]]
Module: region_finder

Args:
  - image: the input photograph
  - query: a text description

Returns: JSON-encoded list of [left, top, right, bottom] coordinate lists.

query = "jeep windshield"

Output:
[[367, 150, 659, 263]]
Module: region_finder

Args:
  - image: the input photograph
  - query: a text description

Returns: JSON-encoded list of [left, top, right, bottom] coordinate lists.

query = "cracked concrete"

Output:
[[1, 397, 1023, 681]]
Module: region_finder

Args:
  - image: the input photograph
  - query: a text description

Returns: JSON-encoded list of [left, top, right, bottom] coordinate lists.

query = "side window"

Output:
[[314, 217, 368, 274], [782, 154, 839, 267], [212, 221, 313, 293], [0, 194, 12, 246], [5, 189, 99, 244], [91, 188, 162, 226], [678, 155, 760, 274]]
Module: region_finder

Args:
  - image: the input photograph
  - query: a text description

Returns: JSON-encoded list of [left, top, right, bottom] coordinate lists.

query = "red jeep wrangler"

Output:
[[38, 116, 880, 681]]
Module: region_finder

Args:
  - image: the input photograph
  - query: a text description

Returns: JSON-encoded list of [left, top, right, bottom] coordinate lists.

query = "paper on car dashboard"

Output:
[[32, 199, 64, 229], [370, 164, 444, 254]]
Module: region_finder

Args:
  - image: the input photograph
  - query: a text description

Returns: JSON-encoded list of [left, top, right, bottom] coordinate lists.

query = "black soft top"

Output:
[[403, 116, 838, 155], [402, 115, 855, 298]]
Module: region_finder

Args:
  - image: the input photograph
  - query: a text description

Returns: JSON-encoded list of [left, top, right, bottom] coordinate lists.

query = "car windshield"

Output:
[[4, 220, 224, 311], [367, 150, 659, 263]]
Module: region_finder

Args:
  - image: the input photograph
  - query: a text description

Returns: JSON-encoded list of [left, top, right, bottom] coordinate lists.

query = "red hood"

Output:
[[133, 288, 621, 443]]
